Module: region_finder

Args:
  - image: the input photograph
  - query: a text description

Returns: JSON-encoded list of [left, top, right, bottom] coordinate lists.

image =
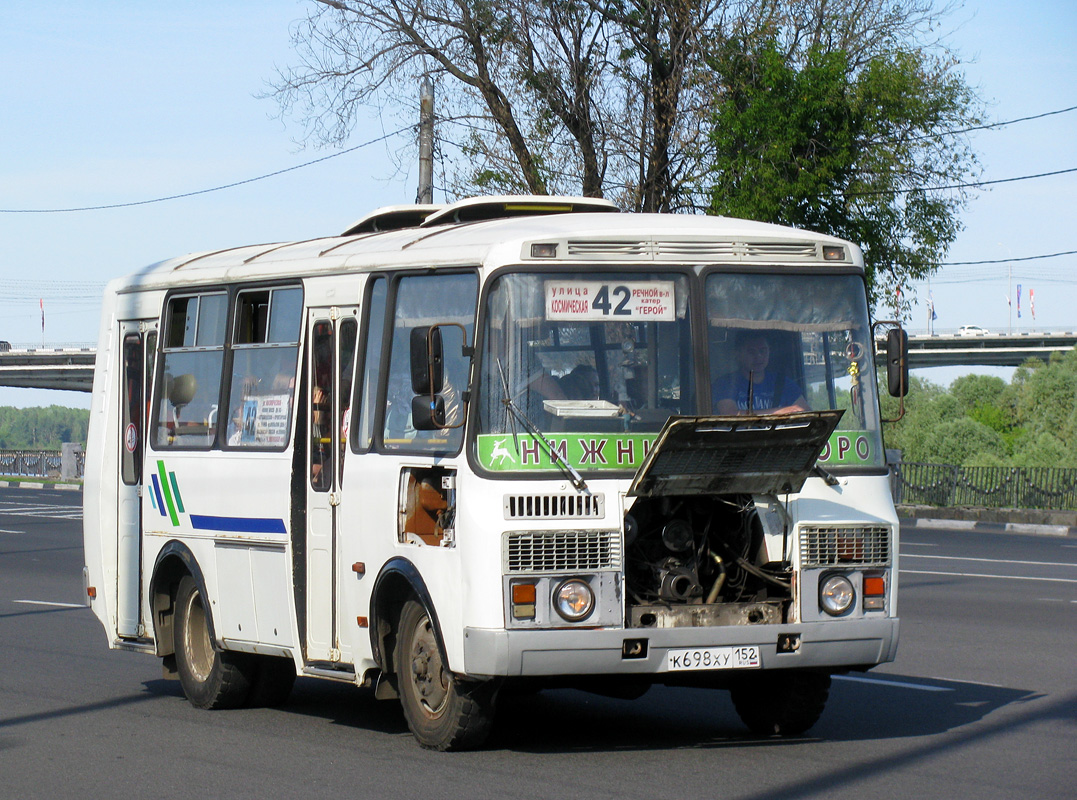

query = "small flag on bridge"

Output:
[[1030, 288, 1035, 320], [1017, 284, 1022, 318]]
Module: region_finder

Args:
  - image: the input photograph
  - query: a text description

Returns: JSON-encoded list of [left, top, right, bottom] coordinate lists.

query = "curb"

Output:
[[0, 480, 82, 492], [899, 516, 1075, 538]]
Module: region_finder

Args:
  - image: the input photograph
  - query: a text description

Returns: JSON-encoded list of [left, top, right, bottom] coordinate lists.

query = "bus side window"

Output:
[[354, 276, 387, 452], [225, 287, 302, 449], [153, 293, 226, 449], [381, 272, 477, 454]]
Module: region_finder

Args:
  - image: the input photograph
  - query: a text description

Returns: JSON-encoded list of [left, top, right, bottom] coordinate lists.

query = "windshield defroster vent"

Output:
[[504, 493, 604, 520]]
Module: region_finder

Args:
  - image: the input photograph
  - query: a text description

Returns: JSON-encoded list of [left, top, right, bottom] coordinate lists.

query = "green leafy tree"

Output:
[[0, 407, 89, 450], [1002, 349, 1077, 465], [1013, 351, 1077, 439], [1012, 432, 1072, 468], [706, 38, 980, 301], [923, 418, 1007, 467], [950, 374, 1007, 414], [269, 0, 977, 224]]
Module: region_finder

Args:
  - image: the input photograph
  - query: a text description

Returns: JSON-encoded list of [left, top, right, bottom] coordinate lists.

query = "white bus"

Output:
[[84, 196, 906, 750]]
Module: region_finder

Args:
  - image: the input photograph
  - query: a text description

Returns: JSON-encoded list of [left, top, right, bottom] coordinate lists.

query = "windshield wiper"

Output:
[[496, 359, 588, 493]]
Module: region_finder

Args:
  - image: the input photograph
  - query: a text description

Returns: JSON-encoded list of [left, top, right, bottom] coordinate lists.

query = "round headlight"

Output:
[[820, 574, 855, 616], [553, 579, 595, 622]]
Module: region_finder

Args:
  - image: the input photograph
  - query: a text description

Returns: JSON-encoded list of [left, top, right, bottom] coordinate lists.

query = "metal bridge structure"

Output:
[[1, 332, 1075, 393], [888, 330, 1077, 368], [0, 347, 96, 392]]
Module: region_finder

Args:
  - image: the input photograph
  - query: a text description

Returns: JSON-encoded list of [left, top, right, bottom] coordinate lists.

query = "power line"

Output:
[[847, 166, 1077, 197], [0, 127, 412, 214], [905, 104, 1077, 142], [3, 101, 1074, 214], [940, 249, 1077, 266]]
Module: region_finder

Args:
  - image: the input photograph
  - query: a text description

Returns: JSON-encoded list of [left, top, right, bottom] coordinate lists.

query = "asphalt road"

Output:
[[1, 487, 1074, 799]]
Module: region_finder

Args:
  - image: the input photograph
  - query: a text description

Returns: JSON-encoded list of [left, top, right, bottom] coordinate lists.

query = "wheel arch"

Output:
[[369, 557, 445, 677], [150, 540, 214, 659]]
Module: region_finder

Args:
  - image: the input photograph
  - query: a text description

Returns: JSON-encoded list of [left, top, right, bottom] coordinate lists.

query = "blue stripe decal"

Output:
[[189, 515, 287, 534], [151, 474, 166, 516]]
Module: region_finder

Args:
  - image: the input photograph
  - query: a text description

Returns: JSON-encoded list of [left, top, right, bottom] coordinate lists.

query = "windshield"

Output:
[[704, 271, 883, 469], [475, 271, 694, 472], [473, 269, 883, 475]]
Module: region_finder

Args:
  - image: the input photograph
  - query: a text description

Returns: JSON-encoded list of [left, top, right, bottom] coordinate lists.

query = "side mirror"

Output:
[[411, 394, 447, 431], [410, 326, 444, 395], [886, 328, 909, 397]]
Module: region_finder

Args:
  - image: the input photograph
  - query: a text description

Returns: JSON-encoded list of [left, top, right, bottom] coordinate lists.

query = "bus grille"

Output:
[[799, 525, 891, 567], [505, 530, 621, 573], [504, 493, 604, 520]]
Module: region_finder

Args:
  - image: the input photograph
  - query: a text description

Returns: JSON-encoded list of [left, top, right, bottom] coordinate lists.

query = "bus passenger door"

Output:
[[304, 309, 358, 665], [117, 319, 156, 639]]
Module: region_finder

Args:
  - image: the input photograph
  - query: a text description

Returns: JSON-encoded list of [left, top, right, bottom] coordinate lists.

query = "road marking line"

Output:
[[902, 553, 1076, 568], [0, 528, 25, 534], [901, 568, 1077, 584], [833, 675, 953, 692], [13, 600, 85, 608]]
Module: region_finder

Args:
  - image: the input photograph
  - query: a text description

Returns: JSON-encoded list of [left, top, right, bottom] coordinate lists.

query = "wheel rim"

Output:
[[182, 589, 214, 683], [407, 613, 449, 717]]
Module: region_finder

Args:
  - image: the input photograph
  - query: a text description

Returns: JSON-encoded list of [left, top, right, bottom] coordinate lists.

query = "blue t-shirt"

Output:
[[712, 371, 800, 412]]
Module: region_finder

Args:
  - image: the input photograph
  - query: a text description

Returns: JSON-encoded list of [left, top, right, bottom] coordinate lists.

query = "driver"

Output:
[[713, 331, 808, 415]]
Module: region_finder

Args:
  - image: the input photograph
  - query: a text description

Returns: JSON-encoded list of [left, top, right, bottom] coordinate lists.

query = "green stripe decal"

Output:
[[169, 472, 185, 513], [157, 460, 179, 526]]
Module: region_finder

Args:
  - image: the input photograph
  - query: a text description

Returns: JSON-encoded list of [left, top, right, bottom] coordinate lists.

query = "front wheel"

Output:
[[173, 575, 253, 709], [394, 599, 496, 751], [729, 670, 831, 736]]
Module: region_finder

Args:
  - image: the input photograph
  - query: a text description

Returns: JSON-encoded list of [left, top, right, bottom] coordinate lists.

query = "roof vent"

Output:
[[342, 204, 443, 236], [420, 195, 619, 227]]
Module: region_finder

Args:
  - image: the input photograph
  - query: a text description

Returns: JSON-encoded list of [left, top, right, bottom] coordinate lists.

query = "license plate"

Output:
[[665, 645, 761, 671]]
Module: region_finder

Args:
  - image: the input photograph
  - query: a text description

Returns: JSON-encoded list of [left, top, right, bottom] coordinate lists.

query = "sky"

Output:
[[1, 0, 1075, 408]]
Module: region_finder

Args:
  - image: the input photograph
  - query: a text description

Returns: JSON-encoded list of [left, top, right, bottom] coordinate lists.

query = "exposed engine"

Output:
[[624, 494, 792, 628]]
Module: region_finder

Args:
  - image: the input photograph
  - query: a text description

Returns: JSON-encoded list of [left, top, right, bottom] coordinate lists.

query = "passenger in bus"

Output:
[[310, 383, 331, 485], [518, 367, 564, 424], [227, 406, 244, 445], [713, 331, 808, 415], [559, 364, 601, 400]]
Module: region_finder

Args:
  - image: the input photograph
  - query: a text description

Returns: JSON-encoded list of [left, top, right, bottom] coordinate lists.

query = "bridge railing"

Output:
[[893, 462, 1077, 511], [0, 448, 84, 480]]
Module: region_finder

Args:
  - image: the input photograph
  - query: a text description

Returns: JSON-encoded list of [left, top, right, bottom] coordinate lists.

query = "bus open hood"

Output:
[[627, 410, 844, 497]]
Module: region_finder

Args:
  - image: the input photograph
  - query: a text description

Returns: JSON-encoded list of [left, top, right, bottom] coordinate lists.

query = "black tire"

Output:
[[394, 599, 496, 751], [246, 655, 296, 708], [173, 575, 253, 709], [729, 670, 831, 737]]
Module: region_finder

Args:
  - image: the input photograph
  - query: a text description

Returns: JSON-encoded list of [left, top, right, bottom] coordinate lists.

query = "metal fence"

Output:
[[0, 449, 84, 480], [893, 462, 1077, 511], [4, 448, 1074, 509]]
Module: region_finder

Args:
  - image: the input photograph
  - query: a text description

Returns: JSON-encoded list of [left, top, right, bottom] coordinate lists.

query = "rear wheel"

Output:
[[173, 575, 253, 709], [394, 599, 496, 751], [730, 670, 831, 736]]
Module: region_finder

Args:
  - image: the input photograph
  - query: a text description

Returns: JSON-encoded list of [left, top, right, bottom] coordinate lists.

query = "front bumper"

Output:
[[462, 617, 899, 678]]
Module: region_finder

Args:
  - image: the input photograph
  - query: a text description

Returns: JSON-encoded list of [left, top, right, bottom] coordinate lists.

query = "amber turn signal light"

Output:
[[863, 576, 885, 596]]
